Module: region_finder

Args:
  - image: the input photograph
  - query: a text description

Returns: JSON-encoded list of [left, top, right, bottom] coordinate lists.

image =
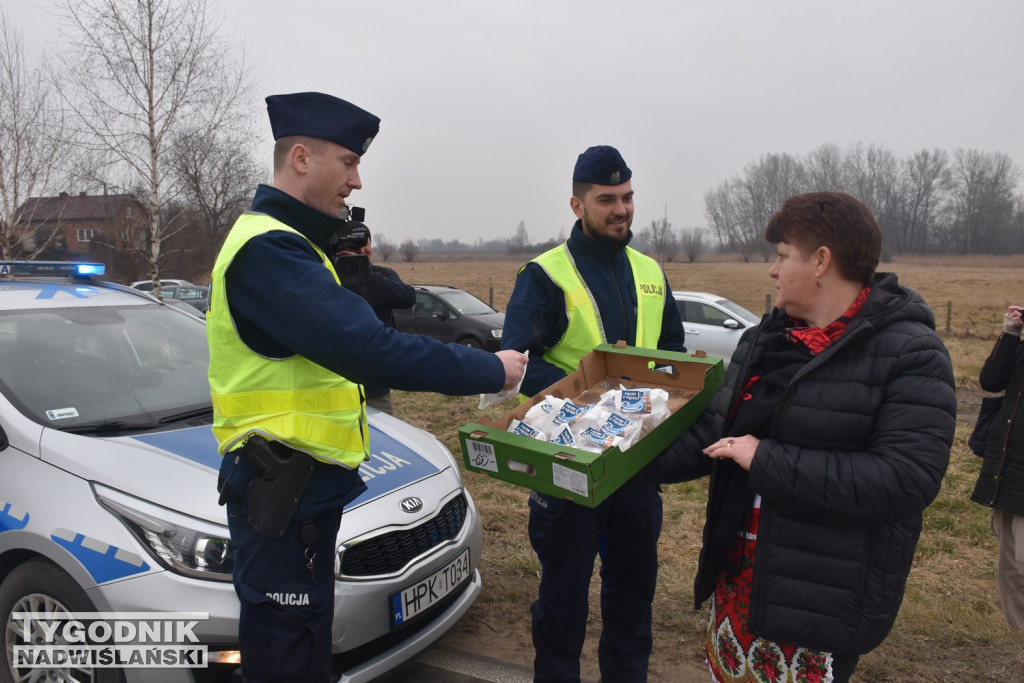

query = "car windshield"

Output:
[[0, 305, 210, 431], [437, 290, 495, 315], [715, 298, 758, 322]]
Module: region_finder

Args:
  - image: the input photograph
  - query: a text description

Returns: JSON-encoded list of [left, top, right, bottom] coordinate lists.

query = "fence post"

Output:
[[946, 301, 952, 336], [490, 286, 494, 309]]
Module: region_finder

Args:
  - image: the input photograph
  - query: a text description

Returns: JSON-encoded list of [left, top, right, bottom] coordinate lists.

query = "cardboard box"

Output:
[[458, 343, 724, 507]]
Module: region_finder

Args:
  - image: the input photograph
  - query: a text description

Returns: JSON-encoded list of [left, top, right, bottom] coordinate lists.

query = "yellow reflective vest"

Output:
[[207, 212, 369, 468], [528, 243, 667, 375]]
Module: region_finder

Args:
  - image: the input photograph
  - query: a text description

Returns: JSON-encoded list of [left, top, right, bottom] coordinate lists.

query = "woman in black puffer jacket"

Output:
[[651, 192, 956, 683], [970, 305, 1024, 631]]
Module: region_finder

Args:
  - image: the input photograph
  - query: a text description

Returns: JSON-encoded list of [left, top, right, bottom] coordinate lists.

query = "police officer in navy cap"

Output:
[[208, 92, 526, 682], [502, 145, 686, 682]]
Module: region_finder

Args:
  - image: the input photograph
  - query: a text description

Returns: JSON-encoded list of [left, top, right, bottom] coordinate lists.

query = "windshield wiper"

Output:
[[158, 407, 213, 424], [61, 420, 161, 434]]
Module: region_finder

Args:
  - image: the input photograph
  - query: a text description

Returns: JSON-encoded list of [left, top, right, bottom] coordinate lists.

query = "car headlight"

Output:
[[490, 329, 502, 339], [94, 485, 234, 582]]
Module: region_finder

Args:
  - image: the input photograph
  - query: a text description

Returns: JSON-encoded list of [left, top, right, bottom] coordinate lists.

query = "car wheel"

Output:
[[457, 337, 483, 349], [0, 559, 125, 683]]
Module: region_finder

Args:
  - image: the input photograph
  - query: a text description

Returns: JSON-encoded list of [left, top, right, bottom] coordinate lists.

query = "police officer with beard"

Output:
[[501, 146, 686, 682]]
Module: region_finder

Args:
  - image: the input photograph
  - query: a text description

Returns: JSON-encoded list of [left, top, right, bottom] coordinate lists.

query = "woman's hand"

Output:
[[704, 435, 760, 471], [1004, 305, 1024, 336]]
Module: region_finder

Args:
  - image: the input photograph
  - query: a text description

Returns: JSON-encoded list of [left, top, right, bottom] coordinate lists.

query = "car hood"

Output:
[[468, 311, 505, 327], [39, 415, 456, 527]]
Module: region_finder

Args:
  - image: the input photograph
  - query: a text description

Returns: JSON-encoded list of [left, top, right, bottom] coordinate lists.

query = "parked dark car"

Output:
[[393, 285, 504, 351]]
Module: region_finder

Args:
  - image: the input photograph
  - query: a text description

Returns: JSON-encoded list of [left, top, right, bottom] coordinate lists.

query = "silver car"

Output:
[[673, 290, 761, 367], [0, 261, 482, 682]]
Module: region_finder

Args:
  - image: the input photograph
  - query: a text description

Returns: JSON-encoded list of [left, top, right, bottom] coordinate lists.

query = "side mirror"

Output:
[[722, 319, 741, 330]]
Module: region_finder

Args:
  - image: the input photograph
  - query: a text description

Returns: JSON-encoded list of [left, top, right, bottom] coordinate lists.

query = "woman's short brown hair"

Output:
[[764, 192, 881, 286]]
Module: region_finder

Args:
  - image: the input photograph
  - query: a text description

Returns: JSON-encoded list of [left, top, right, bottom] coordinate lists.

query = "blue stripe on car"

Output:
[[50, 527, 150, 584], [0, 501, 29, 532], [131, 426, 441, 506]]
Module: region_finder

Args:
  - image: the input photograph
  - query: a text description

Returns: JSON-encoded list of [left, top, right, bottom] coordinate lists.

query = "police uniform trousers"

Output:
[[222, 454, 363, 683], [528, 480, 663, 683]]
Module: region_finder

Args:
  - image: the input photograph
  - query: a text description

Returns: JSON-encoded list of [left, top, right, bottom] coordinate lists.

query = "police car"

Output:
[[0, 262, 483, 682]]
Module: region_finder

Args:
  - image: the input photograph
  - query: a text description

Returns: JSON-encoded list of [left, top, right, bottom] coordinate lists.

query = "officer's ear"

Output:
[[570, 195, 584, 220], [289, 142, 313, 176]]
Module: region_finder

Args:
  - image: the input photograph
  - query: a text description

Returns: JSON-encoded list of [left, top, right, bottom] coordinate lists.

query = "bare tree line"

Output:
[[3, 3, 1024, 281], [0, 0, 263, 288], [705, 143, 1024, 261]]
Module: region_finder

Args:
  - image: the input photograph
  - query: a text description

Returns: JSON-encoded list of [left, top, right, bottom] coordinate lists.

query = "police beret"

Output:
[[265, 92, 380, 156], [572, 145, 632, 185]]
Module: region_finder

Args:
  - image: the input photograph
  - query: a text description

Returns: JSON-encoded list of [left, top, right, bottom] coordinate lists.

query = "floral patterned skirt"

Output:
[[704, 505, 836, 683]]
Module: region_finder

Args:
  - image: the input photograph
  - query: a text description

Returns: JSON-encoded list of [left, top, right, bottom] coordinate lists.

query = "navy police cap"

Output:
[[265, 92, 380, 156], [573, 145, 631, 185]]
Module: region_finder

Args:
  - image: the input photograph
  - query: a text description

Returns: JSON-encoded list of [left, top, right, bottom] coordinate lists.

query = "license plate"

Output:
[[391, 548, 470, 627]]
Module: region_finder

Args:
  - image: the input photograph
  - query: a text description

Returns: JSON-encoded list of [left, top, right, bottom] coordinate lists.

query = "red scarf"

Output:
[[787, 287, 871, 354]]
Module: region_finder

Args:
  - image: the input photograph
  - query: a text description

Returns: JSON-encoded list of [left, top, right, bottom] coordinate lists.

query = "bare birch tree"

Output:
[[52, 0, 254, 297], [374, 235, 396, 262], [642, 217, 677, 264], [895, 149, 951, 253], [0, 10, 68, 259], [948, 149, 1021, 254], [169, 126, 265, 237]]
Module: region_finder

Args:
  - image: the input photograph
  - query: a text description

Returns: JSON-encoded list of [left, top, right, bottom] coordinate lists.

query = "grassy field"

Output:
[[386, 254, 1024, 682]]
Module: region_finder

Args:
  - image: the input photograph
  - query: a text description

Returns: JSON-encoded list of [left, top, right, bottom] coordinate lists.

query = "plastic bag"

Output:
[[478, 350, 529, 409]]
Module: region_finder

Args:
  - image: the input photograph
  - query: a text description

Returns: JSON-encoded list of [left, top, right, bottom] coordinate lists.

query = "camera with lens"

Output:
[[330, 206, 370, 287]]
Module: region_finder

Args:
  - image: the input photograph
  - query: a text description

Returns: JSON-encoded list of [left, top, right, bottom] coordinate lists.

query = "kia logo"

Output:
[[400, 497, 423, 513]]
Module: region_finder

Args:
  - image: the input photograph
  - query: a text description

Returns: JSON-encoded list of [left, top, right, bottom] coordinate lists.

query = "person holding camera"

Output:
[[333, 223, 415, 415], [971, 305, 1024, 631], [207, 91, 527, 683]]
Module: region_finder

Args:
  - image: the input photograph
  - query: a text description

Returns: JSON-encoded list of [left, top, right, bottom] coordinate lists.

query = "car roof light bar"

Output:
[[0, 261, 106, 277]]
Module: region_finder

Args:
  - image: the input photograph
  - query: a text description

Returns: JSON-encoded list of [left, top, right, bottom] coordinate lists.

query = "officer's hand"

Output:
[[495, 350, 528, 391]]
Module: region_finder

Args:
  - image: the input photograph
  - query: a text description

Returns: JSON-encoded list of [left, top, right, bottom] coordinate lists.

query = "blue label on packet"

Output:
[[603, 413, 635, 436], [552, 426, 577, 447], [510, 420, 543, 439], [553, 400, 592, 425], [620, 389, 651, 414], [581, 426, 615, 448]]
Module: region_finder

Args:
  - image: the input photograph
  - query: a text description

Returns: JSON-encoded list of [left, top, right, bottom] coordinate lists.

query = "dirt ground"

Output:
[[436, 610, 712, 682]]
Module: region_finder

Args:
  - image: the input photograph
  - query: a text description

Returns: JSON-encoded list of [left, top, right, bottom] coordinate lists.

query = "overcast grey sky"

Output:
[[6, 0, 1024, 245]]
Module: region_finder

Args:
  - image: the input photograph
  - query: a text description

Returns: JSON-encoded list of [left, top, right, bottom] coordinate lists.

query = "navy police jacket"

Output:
[[219, 184, 505, 514], [502, 221, 685, 396]]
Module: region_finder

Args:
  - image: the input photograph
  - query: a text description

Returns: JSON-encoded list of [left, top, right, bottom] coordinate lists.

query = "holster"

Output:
[[243, 437, 316, 538]]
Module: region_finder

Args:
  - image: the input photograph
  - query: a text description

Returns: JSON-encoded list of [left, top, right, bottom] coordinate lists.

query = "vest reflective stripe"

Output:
[[630, 250, 667, 345], [208, 212, 368, 467], [529, 244, 666, 375]]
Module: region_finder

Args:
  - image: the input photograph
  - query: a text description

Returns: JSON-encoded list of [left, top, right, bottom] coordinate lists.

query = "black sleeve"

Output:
[[979, 333, 1022, 393], [368, 266, 416, 309]]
